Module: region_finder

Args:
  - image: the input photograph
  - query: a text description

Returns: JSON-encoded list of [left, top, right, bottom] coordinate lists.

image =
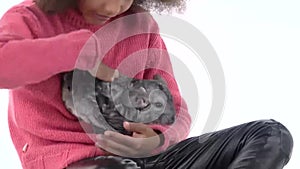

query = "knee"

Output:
[[254, 119, 294, 163]]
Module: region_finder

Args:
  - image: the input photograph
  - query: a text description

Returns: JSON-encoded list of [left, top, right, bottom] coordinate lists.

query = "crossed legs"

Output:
[[66, 119, 293, 169]]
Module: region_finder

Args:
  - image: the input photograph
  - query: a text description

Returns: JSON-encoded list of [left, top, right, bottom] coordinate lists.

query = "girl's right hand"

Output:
[[88, 61, 119, 82]]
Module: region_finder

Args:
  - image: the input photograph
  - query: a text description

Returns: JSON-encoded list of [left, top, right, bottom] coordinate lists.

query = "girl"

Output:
[[0, 0, 293, 169]]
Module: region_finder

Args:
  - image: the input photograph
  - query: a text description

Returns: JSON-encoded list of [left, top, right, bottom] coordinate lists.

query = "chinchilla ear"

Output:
[[153, 74, 167, 86]]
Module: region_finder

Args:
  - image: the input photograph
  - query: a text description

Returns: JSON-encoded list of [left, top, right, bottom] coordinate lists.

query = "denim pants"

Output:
[[66, 119, 293, 169]]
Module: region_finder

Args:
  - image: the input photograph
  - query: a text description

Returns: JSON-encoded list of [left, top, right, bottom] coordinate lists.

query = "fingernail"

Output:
[[124, 121, 129, 127]]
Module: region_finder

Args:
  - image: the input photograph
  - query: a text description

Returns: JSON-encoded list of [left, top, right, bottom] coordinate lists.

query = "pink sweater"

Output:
[[0, 1, 191, 168]]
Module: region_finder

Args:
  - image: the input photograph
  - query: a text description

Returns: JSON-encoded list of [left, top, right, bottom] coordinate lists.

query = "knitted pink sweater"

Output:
[[0, 1, 191, 168]]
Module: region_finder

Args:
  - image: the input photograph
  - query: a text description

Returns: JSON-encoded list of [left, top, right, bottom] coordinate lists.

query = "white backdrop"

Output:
[[1, 0, 299, 168]]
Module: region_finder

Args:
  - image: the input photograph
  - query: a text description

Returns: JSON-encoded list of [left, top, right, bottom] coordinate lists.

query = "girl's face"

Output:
[[78, 0, 134, 25]]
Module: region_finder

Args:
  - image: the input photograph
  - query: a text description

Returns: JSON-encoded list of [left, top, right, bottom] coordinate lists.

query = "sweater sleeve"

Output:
[[145, 34, 192, 153], [0, 7, 98, 89]]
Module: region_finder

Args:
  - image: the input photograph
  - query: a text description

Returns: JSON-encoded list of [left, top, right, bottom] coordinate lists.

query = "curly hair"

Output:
[[34, 0, 187, 14]]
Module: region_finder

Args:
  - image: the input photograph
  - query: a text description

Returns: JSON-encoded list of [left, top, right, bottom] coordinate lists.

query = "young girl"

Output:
[[0, 0, 293, 169]]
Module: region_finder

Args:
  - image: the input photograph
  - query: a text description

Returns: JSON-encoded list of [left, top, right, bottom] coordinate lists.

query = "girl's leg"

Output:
[[66, 156, 142, 169], [143, 119, 293, 169]]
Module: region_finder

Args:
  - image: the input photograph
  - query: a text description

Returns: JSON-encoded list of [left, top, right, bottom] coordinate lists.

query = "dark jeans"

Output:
[[66, 119, 293, 169]]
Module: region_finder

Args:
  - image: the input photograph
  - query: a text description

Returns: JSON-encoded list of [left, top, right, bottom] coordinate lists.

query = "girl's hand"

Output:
[[95, 122, 162, 157], [88, 61, 119, 82]]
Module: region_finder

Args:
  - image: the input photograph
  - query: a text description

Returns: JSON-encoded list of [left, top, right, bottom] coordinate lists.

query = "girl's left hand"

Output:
[[95, 122, 162, 157]]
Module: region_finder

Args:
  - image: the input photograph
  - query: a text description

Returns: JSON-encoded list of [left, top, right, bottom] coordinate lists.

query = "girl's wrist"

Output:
[[154, 130, 165, 147]]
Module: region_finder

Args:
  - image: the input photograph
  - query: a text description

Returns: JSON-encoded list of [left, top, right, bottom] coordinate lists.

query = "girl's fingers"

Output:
[[96, 135, 138, 157], [103, 131, 139, 148]]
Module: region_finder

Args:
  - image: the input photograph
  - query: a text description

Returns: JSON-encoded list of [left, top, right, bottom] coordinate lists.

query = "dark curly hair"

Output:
[[34, 0, 187, 14]]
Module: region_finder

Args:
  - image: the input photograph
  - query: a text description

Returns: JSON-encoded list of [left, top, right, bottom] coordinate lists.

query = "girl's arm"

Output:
[[144, 34, 192, 152], [0, 8, 97, 89]]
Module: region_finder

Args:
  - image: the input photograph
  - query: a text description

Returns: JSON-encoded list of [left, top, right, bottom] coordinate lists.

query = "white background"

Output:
[[1, 0, 299, 168]]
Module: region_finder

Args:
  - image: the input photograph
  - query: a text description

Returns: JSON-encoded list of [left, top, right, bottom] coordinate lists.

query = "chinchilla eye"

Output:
[[155, 102, 163, 108], [129, 79, 138, 87]]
